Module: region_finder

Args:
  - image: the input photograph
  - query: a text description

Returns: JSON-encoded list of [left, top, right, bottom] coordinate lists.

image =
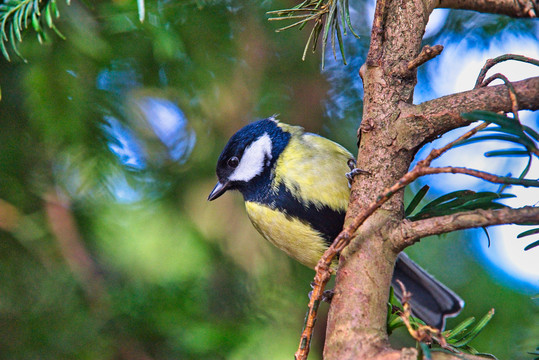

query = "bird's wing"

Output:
[[273, 132, 353, 213]]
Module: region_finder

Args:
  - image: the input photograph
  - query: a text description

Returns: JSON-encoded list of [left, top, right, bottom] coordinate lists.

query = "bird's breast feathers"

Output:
[[245, 201, 329, 269]]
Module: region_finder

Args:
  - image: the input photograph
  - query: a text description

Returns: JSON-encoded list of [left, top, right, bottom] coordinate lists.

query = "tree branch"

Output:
[[366, 0, 389, 66], [418, 166, 539, 187], [436, 0, 538, 17], [393, 206, 539, 248], [397, 76, 539, 151]]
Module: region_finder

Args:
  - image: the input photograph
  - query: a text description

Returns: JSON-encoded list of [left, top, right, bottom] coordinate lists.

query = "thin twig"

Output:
[[420, 122, 489, 164], [419, 166, 539, 187], [479, 73, 520, 120], [396, 280, 447, 347], [474, 54, 539, 89]]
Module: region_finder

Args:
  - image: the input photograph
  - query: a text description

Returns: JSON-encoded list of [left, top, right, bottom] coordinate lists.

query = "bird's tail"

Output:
[[392, 252, 464, 330]]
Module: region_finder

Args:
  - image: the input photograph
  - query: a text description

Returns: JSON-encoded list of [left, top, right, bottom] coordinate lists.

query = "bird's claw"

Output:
[[346, 159, 370, 187], [308, 286, 335, 303]]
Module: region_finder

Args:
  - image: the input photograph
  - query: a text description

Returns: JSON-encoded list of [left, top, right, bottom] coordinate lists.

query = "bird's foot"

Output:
[[346, 159, 370, 187], [309, 282, 335, 303]]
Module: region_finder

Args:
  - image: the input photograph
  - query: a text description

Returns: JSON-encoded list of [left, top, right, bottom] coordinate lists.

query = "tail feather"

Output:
[[392, 253, 464, 330]]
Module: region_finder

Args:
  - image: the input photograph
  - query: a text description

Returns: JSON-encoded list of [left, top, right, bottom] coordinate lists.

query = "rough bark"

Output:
[[325, 0, 430, 357], [397, 76, 539, 151], [437, 0, 538, 17], [393, 206, 539, 249]]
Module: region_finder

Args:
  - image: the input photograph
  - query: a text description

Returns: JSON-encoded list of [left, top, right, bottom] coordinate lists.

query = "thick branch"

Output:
[[397, 76, 539, 151], [393, 206, 539, 249], [436, 0, 538, 17]]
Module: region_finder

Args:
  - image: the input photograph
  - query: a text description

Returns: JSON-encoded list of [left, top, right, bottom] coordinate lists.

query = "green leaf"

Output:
[[311, 19, 322, 52], [460, 111, 538, 159], [481, 226, 491, 247], [409, 191, 515, 221], [523, 125, 539, 141], [44, 3, 53, 28], [518, 153, 533, 180], [0, 40, 9, 61], [405, 185, 429, 217], [457, 134, 533, 149], [330, 5, 337, 61], [517, 228, 539, 238], [450, 309, 494, 347], [484, 149, 530, 157], [302, 21, 318, 61], [321, 0, 337, 70], [9, 24, 24, 61], [444, 316, 476, 340], [343, 0, 359, 38], [23, 1, 33, 29], [479, 126, 536, 150], [33, 0, 41, 16], [528, 346, 539, 356], [472, 353, 498, 360], [268, 0, 358, 67], [524, 239, 539, 251], [421, 190, 475, 210], [31, 10, 41, 32], [339, 0, 346, 36], [0, 0, 69, 60], [334, 12, 346, 65], [462, 110, 520, 130]]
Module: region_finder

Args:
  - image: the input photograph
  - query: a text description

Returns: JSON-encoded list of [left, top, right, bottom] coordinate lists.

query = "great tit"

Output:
[[208, 116, 463, 329]]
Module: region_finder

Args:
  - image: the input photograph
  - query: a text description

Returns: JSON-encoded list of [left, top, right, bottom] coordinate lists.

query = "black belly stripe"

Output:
[[248, 182, 346, 246]]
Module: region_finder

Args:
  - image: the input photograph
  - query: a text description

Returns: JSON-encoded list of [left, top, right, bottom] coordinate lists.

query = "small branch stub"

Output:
[[393, 45, 444, 77], [408, 44, 444, 71]]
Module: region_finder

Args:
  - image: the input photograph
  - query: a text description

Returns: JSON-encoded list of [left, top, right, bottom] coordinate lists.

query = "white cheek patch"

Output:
[[229, 133, 273, 182]]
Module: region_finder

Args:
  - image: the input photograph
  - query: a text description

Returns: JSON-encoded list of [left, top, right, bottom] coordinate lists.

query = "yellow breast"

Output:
[[245, 201, 330, 269]]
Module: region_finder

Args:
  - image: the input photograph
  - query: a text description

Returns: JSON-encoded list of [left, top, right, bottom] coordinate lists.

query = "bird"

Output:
[[208, 116, 463, 329]]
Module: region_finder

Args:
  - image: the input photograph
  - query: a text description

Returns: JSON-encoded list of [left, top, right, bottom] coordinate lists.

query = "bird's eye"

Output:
[[227, 156, 239, 168]]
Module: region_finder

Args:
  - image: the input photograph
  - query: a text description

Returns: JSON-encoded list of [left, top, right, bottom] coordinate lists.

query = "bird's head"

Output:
[[208, 117, 291, 201]]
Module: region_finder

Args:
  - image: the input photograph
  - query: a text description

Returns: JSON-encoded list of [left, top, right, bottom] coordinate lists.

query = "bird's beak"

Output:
[[207, 181, 229, 201]]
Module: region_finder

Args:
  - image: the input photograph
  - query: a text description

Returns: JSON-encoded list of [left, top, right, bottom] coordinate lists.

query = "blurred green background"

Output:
[[0, 1, 537, 359]]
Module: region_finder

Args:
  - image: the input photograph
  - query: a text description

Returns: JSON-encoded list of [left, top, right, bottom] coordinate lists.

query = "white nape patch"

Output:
[[269, 114, 279, 123], [229, 133, 272, 182]]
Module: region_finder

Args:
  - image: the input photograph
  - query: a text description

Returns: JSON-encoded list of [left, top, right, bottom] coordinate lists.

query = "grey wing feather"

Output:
[[392, 252, 464, 330]]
